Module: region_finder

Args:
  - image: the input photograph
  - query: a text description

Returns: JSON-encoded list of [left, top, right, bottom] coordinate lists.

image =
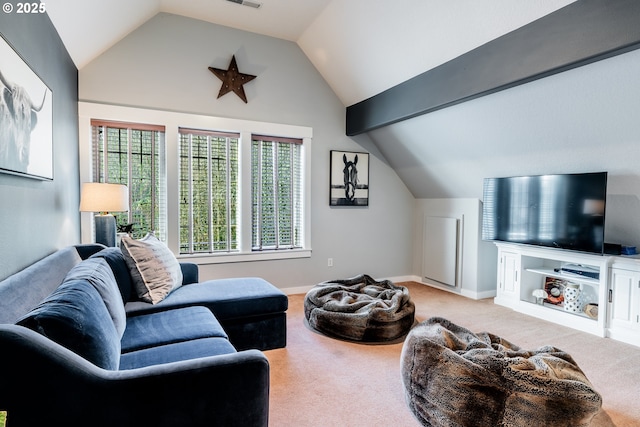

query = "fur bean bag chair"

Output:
[[304, 274, 415, 342], [401, 317, 602, 427]]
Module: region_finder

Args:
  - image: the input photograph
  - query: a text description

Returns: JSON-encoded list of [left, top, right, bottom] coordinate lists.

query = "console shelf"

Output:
[[494, 243, 640, 346], [521, 299, 598, 326], [525, 268, 600, 287], [541, 301, 595, 320], [494, 243, 608, 337]]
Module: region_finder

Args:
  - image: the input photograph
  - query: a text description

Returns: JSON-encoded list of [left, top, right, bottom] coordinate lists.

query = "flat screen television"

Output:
[[482, 172, 607, 254]]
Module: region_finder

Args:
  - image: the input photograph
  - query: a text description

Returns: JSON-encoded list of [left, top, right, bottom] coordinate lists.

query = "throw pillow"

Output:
[[120, 232, 183, 304], [17, 279, 121, 370], [89, 247, 133, 303], [63, 257, 127, 338]]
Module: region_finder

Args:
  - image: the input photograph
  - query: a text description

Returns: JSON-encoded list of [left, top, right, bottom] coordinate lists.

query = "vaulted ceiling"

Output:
[[46, 0, 576, 107], [49, 0, 640, 204]]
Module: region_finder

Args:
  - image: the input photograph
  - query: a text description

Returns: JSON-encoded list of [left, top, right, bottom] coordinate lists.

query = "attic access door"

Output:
[[422, 215, 460, 288]]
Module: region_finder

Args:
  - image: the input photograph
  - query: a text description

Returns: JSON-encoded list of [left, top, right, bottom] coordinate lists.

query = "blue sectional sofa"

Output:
[[0, 244, 288, 427]]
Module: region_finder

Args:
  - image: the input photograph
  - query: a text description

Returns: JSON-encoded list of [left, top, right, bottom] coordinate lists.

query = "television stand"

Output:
[[493, 243, 640, 344]]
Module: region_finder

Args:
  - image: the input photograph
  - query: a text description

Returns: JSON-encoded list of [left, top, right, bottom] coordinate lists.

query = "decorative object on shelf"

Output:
[[0, 33, 53, 180], [329, 150, 369, 206], [584, 303, 599, 319], [563, 283, 585, 313], [543, 277, 566, 306], [80, 182, 129, 247], [532, 289, 548, 305], [208, 55, 257, 103]]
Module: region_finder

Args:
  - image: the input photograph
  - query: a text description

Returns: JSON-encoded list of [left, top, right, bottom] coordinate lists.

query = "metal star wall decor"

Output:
[[208, 55, 257, 103]]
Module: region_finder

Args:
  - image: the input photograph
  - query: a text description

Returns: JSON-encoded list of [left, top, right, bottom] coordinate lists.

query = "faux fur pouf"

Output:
[[304, 274, 415, 342], [401, 317, 602, 427]]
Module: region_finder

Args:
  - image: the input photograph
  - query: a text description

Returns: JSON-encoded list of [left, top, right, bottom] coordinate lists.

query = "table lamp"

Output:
[[80, 182, 129, 247]]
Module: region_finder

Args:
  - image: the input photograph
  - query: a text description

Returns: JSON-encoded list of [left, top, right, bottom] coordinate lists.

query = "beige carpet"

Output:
[[265, 282, 640, 427]]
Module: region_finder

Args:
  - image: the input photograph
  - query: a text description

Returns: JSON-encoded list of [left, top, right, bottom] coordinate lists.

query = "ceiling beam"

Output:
[[345, 0, 640, 136]]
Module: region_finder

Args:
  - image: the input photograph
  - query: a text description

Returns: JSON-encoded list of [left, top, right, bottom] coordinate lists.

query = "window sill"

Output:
[[177, 248, 312, 265]]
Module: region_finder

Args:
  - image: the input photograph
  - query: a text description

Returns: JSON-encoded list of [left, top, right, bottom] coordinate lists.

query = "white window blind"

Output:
[[251, 134, 303, 251], [179, 128, 239, 254], [91, 120, 167, 241]]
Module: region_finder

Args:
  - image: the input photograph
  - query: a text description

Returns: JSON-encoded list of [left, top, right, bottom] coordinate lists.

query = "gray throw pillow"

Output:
[[120, 233, 183, 304]]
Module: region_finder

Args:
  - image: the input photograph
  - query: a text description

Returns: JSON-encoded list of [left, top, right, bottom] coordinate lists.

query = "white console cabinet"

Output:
[[607, 259, 640, 346], [494, 243, 609, 338], [495, 249, 520, 304]]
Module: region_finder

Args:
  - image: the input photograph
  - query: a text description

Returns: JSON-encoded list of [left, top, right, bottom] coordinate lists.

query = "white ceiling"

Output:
[[46, 0, 576, 106], [45, 0, 331, 69], [46, 0, 640, 215]]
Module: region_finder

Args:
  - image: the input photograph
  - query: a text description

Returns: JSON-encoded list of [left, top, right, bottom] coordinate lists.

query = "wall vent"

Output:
[[226, 0, 262, 9]]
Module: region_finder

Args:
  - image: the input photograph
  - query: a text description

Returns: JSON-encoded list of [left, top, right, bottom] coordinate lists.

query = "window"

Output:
[[81, 102, 312, 262], [251, 135, 303, 251], [179, 128, 239, 254], [91, 120, 167, 240]]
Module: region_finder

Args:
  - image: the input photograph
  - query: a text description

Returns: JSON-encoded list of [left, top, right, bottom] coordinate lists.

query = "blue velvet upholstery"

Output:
[[121, 306, 227, 353], [63, 257, 127, 337], [126, 277, 288, 319], [125, 277, 289, 351], [0, 247, 82, 324], [0, 245, 276, 426], [16, 280, 121, 370], [89, 247, 133, 303], [120, 337, 237, 370], [180, 262, 199, 285]]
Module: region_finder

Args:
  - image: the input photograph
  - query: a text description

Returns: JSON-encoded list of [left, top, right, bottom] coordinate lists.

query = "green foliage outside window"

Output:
[[93, 122, 303, 254], [252, 138, 302, 250], [93, 124, 166, 241], [179, 131, 238, 254]]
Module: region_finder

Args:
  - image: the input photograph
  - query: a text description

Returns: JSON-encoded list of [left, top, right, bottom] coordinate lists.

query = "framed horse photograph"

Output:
[[329, 150, 369, 206]]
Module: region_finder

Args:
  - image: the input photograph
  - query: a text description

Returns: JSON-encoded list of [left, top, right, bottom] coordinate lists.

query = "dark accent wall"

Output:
[[346, 0, 640, 136], [0, 5, 80, 280]]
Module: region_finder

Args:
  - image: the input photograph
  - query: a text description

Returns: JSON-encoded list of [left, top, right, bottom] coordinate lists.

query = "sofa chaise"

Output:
[[0, 242, 288, 427]]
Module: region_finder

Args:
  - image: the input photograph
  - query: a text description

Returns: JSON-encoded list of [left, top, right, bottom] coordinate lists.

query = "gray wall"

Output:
[[368, 47, 640, 248], [413, 198, 497, 299], [0, 10, 79, 280], [79, 13, 415, 289]]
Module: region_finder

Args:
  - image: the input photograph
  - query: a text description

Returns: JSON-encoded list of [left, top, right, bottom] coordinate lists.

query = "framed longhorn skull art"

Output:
[[0, 33, 53, 180], [329, 150, 369, 206]]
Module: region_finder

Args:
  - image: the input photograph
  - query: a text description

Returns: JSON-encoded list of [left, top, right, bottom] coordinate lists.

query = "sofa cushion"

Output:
[[125, 277, 288, 320], [63, 258, 126, 337], [89, 247, 133, 303], [0, 246, 82, 324], [121, 306, 228, 353], [120, 233, 183, 304], [119, 337, 236, 370], [16, 280, 121, 370]]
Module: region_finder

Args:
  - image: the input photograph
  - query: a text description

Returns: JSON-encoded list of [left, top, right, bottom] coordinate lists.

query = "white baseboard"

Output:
[[281, 275, 423, 296], [280, 275, 496, 300], [281, 285, 314, 295], [384, 275, 421, 283], [461, 288, 497, 300]]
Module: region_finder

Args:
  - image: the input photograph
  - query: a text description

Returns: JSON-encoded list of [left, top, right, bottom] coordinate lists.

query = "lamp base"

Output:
[[95, 214, 117, 247]]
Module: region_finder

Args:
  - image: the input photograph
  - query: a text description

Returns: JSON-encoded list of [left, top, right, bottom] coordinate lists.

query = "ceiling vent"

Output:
[[226, 0, 262, 9]]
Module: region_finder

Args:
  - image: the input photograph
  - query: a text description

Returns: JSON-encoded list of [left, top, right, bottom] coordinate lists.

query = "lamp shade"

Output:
[[79, 183, 129, 213]]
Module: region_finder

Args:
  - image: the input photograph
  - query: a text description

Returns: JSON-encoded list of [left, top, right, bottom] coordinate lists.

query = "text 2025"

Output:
[[17, 2, 46, 13]]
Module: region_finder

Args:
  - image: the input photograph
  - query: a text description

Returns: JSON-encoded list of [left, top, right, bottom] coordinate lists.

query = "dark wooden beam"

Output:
[[346, 0, 640, 136]]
